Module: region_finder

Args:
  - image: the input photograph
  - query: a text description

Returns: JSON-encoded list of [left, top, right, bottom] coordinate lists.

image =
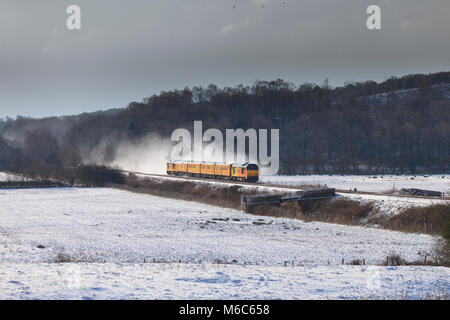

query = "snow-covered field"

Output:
[[260, 175, 450, 194], [1, 264, 448, 300], [0, 188, 435, 265], [0, 187, 448, 299]]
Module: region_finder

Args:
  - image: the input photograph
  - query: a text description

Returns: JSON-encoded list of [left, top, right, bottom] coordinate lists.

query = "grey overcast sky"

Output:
[[0, 0, 449, 118]]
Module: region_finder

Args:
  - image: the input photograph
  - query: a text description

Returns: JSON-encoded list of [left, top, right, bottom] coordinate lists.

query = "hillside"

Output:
[[0, 72, 449, 175]]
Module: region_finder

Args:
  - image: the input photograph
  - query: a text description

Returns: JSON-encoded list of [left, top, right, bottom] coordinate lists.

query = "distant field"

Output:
[[260, 175, 450, 194], [0, 187, 448, 299]]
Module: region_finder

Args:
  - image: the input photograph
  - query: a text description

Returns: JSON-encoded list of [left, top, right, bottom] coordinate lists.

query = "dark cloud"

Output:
[[0, 0, 449, 117]]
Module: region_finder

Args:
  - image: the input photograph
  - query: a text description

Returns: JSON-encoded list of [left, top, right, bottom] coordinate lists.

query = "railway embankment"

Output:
[[111, 173, 450, 237]]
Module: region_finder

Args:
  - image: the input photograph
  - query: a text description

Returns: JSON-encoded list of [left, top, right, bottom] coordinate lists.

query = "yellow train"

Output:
[[167, 160, 259, 182]]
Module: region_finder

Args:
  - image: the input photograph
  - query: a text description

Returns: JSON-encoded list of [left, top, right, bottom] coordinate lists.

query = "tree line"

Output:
[[1, 71, 449, 176]]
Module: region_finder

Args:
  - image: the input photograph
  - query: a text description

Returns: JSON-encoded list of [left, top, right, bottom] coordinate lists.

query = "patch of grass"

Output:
[[381, 254, 406, 266], [247, 199, 373, 227], [374, 204, 450, 235], [115, 176, 450, 239], [115, 176, 257, 210], [248, 203, 300, 219], [308, 199, 373, 225], [434, 218, 450, 267], [52, 253, 74, 263]]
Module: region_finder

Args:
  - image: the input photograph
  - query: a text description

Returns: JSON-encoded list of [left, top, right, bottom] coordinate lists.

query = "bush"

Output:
[[248, 204, 292, 218]]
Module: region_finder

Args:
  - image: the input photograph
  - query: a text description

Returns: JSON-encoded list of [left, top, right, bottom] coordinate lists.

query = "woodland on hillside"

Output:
[[1, 71, 449, 177]]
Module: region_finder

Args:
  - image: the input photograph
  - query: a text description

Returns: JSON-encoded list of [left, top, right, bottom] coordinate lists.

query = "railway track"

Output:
[[120, 169, 450, 201]]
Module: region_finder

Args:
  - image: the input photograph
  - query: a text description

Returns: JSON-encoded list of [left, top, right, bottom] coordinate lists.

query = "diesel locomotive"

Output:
[[167, 160, 259, 182]]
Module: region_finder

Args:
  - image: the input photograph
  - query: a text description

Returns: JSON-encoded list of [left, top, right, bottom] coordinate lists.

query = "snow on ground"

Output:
[[339, 193, 450, 216], [0, 172, 26, 182], [0, 188, 435, 265], [260, 175, 450, 194], [1, 264, 448, 300], [0, 188, 447, 299]]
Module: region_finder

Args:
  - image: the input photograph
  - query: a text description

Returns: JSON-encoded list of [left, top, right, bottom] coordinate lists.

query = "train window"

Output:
[[247, 164, 259, 171]]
